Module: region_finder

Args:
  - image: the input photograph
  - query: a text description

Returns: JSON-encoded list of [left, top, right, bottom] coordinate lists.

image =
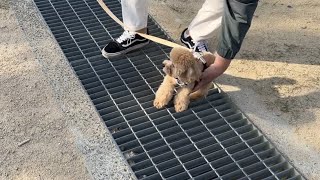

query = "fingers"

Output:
[[192, 85, 199, 92], [193, 72, 206, 92], [193, 67, 214, 92], [192, 80, 204, 92]]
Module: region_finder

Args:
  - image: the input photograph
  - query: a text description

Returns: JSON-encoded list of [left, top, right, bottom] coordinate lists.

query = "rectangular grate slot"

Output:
[[33, 0, 304, 179]]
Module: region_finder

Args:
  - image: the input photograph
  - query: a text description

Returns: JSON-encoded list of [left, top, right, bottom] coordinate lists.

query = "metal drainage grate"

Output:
[[33, 0, 303, 179]]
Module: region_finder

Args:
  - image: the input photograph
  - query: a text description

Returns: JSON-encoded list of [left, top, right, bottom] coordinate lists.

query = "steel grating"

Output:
[[33, 0, 303, 179]]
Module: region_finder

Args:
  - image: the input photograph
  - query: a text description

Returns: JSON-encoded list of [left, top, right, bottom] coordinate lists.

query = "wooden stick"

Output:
[[18, 139, 31, 147]]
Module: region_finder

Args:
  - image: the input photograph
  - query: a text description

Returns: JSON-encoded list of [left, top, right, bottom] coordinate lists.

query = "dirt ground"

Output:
[[150, 0, 320, 179], [0, 1, 90, 179], [1, 0, 319, 179]]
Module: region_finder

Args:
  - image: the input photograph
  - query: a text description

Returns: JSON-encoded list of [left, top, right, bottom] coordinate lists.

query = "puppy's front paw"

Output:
[[174, 102, 188, 112], [189, 92, 204, 100], [153, 98, 167, 109]]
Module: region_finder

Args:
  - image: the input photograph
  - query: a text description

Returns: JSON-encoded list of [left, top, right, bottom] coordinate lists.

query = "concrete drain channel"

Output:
[[34, 0, 303, 179]]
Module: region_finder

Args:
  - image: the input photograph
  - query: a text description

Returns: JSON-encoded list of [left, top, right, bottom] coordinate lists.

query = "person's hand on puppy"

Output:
[[193, 53, 231, 92]]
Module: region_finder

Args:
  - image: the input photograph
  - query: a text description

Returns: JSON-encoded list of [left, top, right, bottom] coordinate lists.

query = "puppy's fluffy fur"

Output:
[[153, 47, 215, 112]]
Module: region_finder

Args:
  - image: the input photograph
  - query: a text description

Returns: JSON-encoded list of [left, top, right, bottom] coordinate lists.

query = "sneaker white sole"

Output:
[[180, 38, 193, 49], [101, 41, 150, 58], [181, 38, 209, 52]]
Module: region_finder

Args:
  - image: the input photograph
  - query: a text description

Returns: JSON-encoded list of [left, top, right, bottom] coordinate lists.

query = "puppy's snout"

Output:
[[162, 60, 173, 75], [162, 60, 172, 66]]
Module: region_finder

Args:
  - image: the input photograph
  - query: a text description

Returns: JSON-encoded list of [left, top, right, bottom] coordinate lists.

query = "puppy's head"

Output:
[[162, 47, 202, 84]]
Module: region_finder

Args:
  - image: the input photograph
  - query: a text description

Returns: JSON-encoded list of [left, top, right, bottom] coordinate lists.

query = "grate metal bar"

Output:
[[202, 100, 279, 179], [33, 0, 303, 179]]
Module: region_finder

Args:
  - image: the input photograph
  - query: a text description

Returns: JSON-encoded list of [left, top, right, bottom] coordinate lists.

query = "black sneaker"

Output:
[[180, 28, 208, 53], [102, 30, 149, 58]]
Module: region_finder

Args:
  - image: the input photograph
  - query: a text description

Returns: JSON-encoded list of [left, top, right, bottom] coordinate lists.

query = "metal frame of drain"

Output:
[[33, 0, 303, 179]]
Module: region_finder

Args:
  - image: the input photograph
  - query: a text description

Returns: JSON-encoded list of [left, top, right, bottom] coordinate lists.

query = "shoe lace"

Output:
[[193, 40, 208, 53], [116, 30, 136, 43]]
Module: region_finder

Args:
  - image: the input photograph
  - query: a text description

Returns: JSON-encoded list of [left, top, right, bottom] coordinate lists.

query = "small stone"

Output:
[[274, 111, 282, 116], [301, 26, 307, 29], [287, 5, 293, 8]]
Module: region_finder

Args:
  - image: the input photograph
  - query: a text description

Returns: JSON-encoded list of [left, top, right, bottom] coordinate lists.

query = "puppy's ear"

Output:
[[186, 68, 197, 83], [186, 64, 202, 83]]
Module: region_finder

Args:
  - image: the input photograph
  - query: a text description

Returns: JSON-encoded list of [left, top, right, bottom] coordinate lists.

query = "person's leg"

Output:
[[188, 0, 224, 41], [122, 0, 148, 33], [102, 0, 149, 58], [181, 0, 224, 52]]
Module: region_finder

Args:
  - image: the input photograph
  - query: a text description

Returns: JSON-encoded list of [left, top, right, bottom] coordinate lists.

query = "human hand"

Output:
[[192, 53, 231, 92], [193, 66, 215, 92]]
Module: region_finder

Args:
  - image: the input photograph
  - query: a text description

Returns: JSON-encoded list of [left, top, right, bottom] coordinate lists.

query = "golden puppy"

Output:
[[153, 47, 215, 112]]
